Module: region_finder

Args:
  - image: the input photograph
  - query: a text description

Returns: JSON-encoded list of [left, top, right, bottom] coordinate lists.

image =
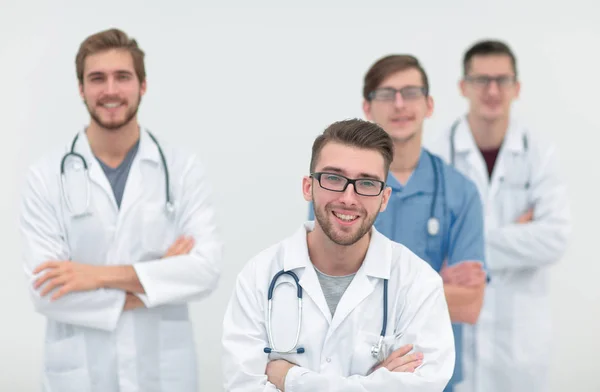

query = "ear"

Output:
[[514, 80, 521, 99], [362, 100, 373, 121], [425, 95, 434, 118], [302, 176, 313, 202], [379, 186, 392, 212], [140, 79, 147, 97], [79, 82, 85, 100], [459, 79, 467, 97]]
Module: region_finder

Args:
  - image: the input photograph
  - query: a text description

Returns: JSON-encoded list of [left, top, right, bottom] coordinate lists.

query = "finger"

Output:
[[181, 238, 195, 254], [386, 352, 424, 370], [391, 359, 423, 373], [381, 344, 413, 367], [39, 275, 69, 297], [33, 261, 59, 275], [171, 237, 193, 255], [34, 269, 62, 289], [173, 237, 195, 256], [51, 282, 76, 301]]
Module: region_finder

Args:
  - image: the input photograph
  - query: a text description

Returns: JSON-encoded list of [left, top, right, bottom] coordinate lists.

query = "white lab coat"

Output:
[[427, 116, 571, 392], [221, 222, 456, 392], [19, 128, 222, 392]]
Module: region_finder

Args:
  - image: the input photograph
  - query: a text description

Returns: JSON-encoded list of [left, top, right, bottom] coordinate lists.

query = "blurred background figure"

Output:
[[428, 39, 572, 392]]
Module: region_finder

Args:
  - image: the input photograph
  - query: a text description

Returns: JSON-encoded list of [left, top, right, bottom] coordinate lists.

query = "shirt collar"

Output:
[[73, 125, 162, 166], [386, 148, 436, 195], [283, 221, 392, 280], [453, 115, 526, 154]]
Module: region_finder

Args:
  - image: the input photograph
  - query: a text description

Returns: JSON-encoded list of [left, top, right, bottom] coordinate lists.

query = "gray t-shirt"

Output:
[[95, 140, 140, 208], [314, 266, 356, 316]]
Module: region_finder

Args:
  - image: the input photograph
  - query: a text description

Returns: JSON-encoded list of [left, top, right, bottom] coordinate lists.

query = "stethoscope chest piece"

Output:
[[427, 217, 440, 236]]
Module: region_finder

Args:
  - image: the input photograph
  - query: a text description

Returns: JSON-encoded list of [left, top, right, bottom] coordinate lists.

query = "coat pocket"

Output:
[[43, 334, 91, 392]]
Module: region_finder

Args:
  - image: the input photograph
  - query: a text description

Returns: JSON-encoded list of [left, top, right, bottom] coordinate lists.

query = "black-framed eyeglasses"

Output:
[[464, 75, 517, 88], [368, 86, 428, 102], [311, 172, 386, 196]]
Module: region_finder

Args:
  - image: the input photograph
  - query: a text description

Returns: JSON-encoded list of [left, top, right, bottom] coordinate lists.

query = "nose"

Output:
[[393, 92, 405, 109], [338, 182, 359, 205], [486, 80, 500, 96], [105, 76, 118, 94]]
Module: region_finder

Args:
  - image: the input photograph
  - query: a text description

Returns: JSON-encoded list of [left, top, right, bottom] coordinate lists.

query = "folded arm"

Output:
[[487, 146, 571, 271], [282, 275, 455, 391], [443, 281, 485, 325], [20, 167, 126, 332], [444, 180, 487, 324], [133, 155, 223, 308]]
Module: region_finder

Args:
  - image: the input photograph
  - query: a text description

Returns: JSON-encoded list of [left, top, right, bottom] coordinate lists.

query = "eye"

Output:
[[325, 174, 343, 182], [358, 180, 377, 187]]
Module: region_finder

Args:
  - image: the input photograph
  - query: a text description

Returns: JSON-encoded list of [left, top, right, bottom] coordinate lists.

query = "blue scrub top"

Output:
[[307, 148, 486, 388]]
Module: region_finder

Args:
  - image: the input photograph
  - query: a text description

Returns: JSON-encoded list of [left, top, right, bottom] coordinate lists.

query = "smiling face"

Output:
[[79, 48, 146, 130], [460, 54, 520, 122], [303, 141, 391, 246], [363, 68, 434, 143]]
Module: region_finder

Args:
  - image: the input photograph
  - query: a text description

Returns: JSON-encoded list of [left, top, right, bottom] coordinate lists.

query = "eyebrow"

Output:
[[319, 166, 383, 181], [86, 70, 134, 79]]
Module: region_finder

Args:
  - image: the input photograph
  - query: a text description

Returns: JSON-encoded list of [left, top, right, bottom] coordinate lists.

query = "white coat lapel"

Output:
[[284, 224, 333, 323], [454, 119, 490, 199], [489, 121, 525, 199], [75, 131, 117, 209], [118, 129, 161, 219]]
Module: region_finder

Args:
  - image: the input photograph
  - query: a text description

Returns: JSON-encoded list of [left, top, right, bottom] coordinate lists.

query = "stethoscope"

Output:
[[449, 119, 530, 188], [263, 270, 389, 361], [59, 130, 173, 216]]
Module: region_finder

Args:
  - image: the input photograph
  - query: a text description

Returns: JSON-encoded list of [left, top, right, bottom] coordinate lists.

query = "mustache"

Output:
[[326, 205, 364, 214], [98, 97, 126, 104]]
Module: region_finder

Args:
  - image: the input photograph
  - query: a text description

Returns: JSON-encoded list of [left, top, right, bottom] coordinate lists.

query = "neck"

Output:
[[467, 113, 509, 150], [307, 225, 371, 276], [86, 120, 140, 167], [389, 133, 422, 184]]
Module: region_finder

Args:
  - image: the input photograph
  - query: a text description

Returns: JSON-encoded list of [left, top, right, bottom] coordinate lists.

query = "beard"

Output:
[[313, 200, 379, 246], [86, 94, 141, 131]]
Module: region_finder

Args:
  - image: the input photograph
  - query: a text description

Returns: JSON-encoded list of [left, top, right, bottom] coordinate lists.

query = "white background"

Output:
[[1, 0, 599, 390]]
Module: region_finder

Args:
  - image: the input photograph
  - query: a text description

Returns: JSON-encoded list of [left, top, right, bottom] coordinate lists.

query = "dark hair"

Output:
[[363, 55, 430, 100], [463, 40, 517, 77], [309, 119, 394, 177], [76, 28, 146, 85]]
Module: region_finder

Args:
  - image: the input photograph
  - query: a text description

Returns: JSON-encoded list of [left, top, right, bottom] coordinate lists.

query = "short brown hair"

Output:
[[310, 119, 394, 178], [463, 40, 517, 77], [75, 28, 146, 85], [363, 55, 430, 101]]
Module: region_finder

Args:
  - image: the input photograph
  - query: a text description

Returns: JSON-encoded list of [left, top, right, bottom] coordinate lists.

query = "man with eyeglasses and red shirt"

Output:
[[427, 39, 571, 392]]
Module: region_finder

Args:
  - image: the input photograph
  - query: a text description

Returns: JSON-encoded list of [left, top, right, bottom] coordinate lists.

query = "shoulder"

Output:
[[423, 118, 460, 160], [427, 149, 479, 199], [24, 138, 74, 181], [517, 123, 560, 163], [388, 238, 443, 288], [235, 234, 290, 287], [147, 131, 212, 185]]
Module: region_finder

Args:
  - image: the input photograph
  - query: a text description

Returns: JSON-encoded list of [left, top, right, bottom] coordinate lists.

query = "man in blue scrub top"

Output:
[[358, 54, 487, 391]]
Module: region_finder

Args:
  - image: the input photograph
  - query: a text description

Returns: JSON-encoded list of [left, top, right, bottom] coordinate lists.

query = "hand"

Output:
[[163, 235, 195, 258], [371, 344, 423, 373], [265, 359, 296, 391], [33, 261, 103, 301], [441, 260, 486, 287], [123, 292, 145, 311], [516, 208, 534, 224]]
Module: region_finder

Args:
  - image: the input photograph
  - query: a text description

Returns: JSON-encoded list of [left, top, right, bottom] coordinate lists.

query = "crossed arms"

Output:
[[20, 158, 221, 331]]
